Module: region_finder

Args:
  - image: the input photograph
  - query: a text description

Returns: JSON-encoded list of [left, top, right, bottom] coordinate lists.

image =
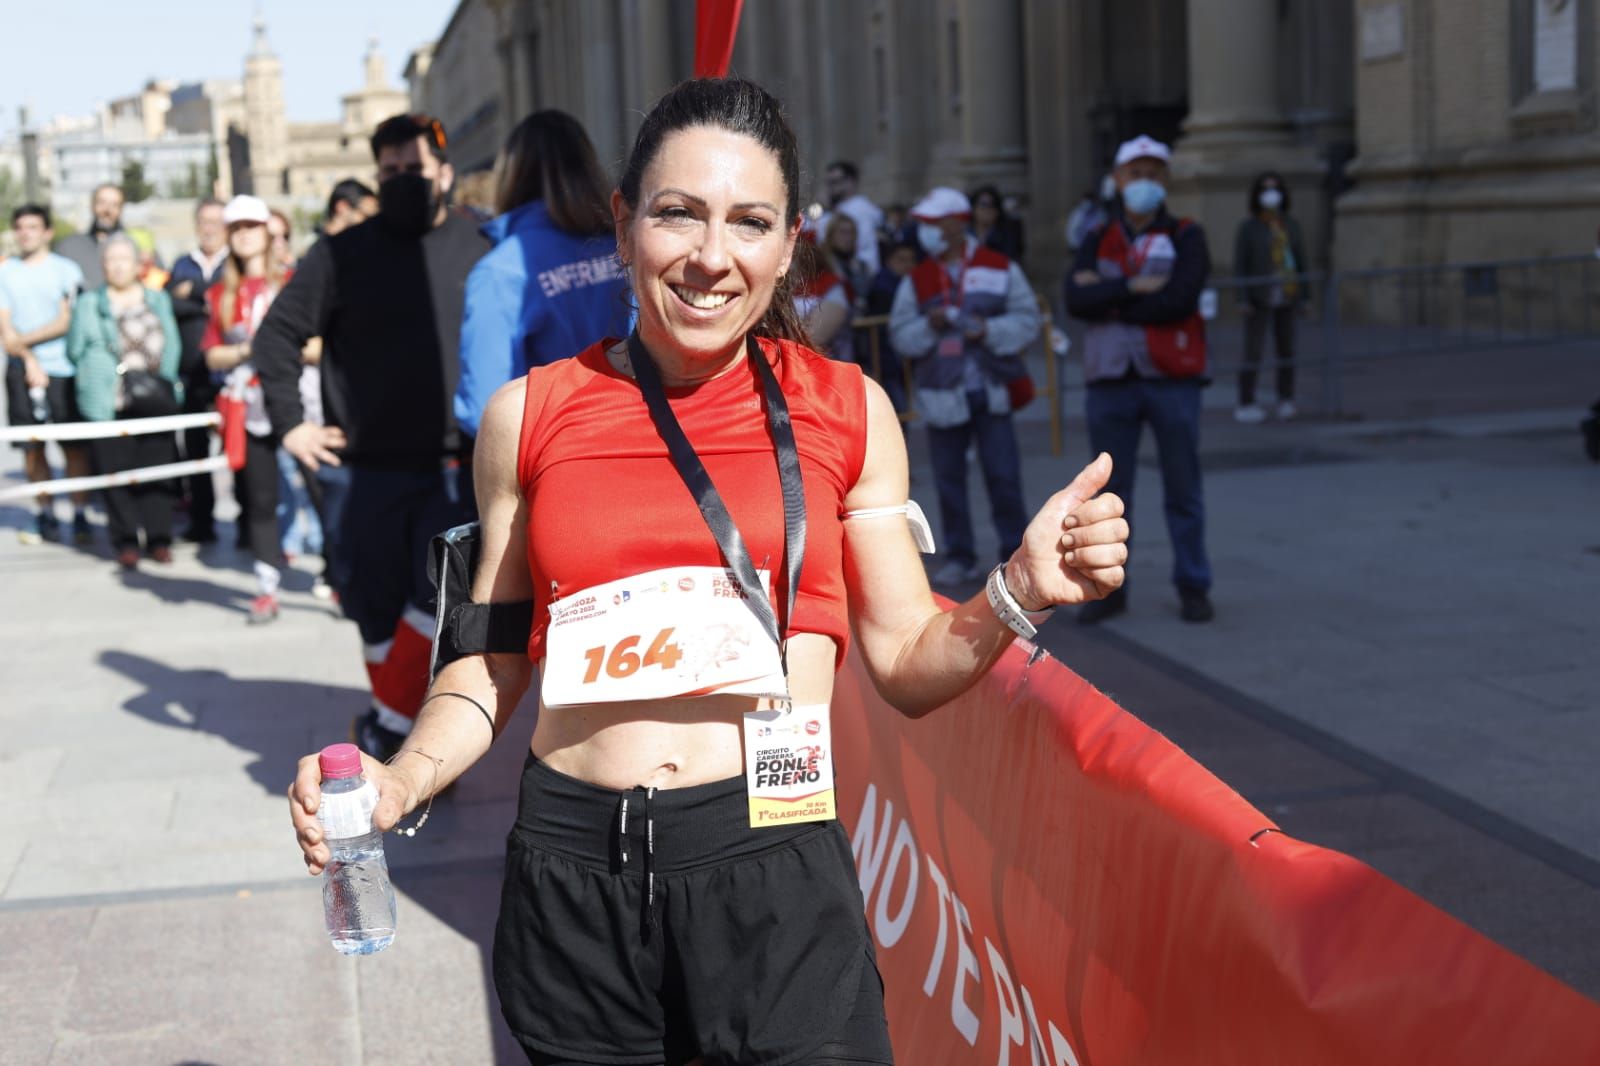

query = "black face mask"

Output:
[[379, 173, 440, 236]]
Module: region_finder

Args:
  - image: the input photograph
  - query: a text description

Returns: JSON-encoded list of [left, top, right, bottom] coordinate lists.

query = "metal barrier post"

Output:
[[1042, 309, 1062, 457], [1322, 271, 1344, 416], [1586, 256, 1594, 336]]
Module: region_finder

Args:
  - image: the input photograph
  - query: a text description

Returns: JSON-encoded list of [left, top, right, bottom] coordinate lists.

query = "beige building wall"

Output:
[[407, 0, 1600, 286], [1338, 0, 1600, 271], [342, 43, 410, 136], [416, 0, 1304, 285], [242, 20, 288, 196], [408, 0, 504, 174], [276, 40, 410, 210]]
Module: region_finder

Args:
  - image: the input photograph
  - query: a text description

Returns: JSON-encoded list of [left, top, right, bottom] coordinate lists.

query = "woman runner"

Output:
[[290, 78, 1128, 1065]]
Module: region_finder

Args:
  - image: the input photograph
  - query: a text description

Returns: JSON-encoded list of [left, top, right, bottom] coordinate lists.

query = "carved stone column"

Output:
[[1167, 0, 1325, 271]]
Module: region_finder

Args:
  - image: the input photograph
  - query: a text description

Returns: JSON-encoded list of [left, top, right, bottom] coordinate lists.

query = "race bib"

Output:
[[542, 566, 788, 707], [743, 703, 836, 827], [937, 334, 965, 358]]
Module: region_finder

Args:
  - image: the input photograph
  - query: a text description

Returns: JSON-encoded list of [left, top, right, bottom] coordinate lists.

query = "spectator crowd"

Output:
[[2, 98, 1289, 759]]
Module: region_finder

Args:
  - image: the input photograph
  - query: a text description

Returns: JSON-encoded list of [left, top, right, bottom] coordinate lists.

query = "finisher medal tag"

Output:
[[743, 704, 836, 828]]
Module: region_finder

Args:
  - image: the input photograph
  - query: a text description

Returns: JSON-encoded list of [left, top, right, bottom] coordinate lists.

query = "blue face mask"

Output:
[[1121, 179, 1166, 216]]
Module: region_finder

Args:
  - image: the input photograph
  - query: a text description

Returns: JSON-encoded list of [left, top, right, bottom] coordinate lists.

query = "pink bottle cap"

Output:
[[319, 743, 364, 780]]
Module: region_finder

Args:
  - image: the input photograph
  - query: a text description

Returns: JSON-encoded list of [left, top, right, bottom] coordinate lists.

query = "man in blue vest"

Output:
[[889, 186, 1040, 586], [1064, 135, 1214, 624]]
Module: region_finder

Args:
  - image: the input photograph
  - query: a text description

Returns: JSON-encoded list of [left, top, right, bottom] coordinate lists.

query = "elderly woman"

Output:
[[66, 233, 181, 569], [290, 78, 1127, 1065]]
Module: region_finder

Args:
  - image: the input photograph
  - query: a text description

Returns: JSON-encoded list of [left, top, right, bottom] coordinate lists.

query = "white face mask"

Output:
[[1258, 187, 1284, 211], [917, 222, 947, 257]]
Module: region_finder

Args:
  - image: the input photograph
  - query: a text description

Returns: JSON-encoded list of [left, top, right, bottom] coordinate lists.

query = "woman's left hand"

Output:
[[1004, 453, 1127, 611]]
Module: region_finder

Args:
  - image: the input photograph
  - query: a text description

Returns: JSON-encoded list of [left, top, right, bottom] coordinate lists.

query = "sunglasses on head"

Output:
[[377, 112, 448, 151]]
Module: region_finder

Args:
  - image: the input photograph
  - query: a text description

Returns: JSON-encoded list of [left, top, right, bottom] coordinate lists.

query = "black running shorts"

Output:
[[494, 756, 894, 1065], [5, 362, 81, 451]]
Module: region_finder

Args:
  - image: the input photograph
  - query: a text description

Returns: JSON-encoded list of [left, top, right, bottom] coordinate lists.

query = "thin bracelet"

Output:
[[384, 748, 442, 838], [419, 690, 497, 739]]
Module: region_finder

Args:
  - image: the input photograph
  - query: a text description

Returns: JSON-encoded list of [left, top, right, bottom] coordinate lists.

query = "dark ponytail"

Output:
[[618, 77, 812, 347]]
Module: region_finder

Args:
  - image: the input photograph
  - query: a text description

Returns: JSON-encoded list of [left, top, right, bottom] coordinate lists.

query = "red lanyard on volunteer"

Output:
[[934, 246, 974, 310], [1120, 221, 1162, 278]]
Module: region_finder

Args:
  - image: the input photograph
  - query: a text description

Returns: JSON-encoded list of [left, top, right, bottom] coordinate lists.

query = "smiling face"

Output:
[[614, 125, 798, 368], [228, 220, 268, 263]]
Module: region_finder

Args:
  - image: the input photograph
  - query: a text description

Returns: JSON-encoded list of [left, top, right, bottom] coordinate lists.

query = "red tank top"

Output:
[[517, 337, 869, 669]]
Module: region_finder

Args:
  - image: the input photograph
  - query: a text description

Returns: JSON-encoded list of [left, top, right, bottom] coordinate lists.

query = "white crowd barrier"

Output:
[[0, 414, 227, 502], [0, 456, 229, 503], [0, 411, 220, 445]]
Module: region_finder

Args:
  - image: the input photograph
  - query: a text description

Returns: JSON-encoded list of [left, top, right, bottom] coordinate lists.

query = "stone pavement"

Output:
[[1, 337, 1596, 1063]]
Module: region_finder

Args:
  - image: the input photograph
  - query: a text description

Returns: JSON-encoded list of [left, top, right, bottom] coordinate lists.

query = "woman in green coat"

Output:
[[1232, 171, 1309, 423], [67, 234, 182, 568]]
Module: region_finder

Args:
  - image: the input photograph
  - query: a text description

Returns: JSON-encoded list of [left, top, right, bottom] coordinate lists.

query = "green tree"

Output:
[[120, 159, 155, 203], [166, 163, 204, 200]]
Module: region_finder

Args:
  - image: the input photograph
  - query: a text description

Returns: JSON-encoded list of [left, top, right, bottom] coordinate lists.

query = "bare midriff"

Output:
[[530, 632, 839, 791]]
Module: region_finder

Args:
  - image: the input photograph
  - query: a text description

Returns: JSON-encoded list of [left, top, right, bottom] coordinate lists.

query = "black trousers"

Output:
[[180, 379, 217, 534], [240, 433, 285, 568], [1239, 305, 1297, 405], [90, 433, 178, 550]]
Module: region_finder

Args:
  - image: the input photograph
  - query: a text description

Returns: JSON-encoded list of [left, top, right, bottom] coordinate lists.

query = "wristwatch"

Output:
[[985, 564, 1054, 640]]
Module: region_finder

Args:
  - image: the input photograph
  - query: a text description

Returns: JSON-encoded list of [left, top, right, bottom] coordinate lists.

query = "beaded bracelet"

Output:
[[384, 748, 443, 837]]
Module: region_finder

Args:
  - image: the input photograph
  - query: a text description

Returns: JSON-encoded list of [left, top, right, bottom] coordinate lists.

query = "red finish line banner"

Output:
[[830, 632, 1600, 1065]]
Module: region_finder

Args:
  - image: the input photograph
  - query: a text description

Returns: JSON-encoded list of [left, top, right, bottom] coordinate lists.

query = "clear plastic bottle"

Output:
[[316, 743, 397, 955], [28, 386, 48, 424]]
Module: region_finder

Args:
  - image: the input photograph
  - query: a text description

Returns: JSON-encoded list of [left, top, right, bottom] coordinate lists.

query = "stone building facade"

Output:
[[1339, 0, 1600, 268], [234, 22, 407, 212], [406, 0, 1600, 282]]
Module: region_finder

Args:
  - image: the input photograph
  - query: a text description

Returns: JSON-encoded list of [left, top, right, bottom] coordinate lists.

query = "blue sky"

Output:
[[0, 0, 455, 128]]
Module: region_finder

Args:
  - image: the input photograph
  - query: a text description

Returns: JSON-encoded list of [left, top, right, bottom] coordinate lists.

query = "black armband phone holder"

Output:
[[426, 522, 535, 679]]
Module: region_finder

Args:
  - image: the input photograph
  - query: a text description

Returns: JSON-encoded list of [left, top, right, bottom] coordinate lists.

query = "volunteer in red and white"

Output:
[[888, 186, 1041, 586], [1063, 134, 1215, 624]]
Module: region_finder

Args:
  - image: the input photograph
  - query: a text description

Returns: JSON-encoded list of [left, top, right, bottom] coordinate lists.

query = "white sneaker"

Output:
[[931, 559, 983, 585], [1275, 400, 1298, 420], [311, 577, 334, 601], [1233, 404, 1266, 424]]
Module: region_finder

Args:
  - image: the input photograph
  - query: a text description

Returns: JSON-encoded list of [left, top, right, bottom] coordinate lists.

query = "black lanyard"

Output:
[[626, 331, 806, 666]]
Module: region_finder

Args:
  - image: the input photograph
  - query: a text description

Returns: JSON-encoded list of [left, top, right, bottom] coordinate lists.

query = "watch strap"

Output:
[[985, 564, 1053, 640]]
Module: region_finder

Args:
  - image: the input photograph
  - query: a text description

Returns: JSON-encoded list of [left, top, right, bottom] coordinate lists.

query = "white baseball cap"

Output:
[[910, 187, 972, 221], [222, 195, 271, 226], [1113, 135, 1172, 168]]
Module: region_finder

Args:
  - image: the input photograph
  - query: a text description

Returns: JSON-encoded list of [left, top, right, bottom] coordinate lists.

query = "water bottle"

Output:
[[28, 386, 48, 424], [316, 743, 397, 955]]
